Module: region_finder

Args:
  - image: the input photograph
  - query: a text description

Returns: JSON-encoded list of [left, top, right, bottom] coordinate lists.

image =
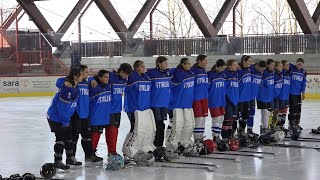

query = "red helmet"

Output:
[[228, 138, 240, 151], [203, 139, 217, 153]]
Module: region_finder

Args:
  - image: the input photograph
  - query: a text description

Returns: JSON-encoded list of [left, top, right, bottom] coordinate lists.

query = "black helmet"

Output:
[[40, 163, 56, 179]]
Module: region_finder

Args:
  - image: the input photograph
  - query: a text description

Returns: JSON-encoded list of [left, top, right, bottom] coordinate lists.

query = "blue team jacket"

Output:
[[250, 64, 263, 100], [207, 69, 226, 108], [223, 69, 239, 106], [56, 77, 89, 119], [147, 67, 171, 108], [89, 80, 112, 126], [109, 71, 127, 114], [169, 68, 195, 110], [124, 70, 151, 113], [274, 70, 283, 98], [47, 85, 78, 127], [190, 65, 208, 101], [279, 70, 291, 101], [237, 65, 251, 102], [257, 69, 274, 103], [289, 63, 307, 95]]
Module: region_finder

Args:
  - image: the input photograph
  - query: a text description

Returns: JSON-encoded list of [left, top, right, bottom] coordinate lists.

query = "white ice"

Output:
[[0, 97, 320, 180]]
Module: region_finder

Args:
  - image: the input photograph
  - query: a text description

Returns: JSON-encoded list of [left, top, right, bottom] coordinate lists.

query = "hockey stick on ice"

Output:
[[196, 155, 241, 162], [167, 160, 221, 168], [264, 143, 320, 151], [237, 149, 277, 156], [210, 152, 264, 159], [152, 163, 215, 172]]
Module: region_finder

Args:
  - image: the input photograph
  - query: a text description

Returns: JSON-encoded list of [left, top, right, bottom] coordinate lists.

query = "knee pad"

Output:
[[125, 109, 156, 157], [180, 108, 195, 146], [165, 108, 184, 150], [193, 117, 205, 140], [54, 141, 64, 157]]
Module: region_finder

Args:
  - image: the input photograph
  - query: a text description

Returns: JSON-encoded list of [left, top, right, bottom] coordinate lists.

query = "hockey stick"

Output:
[[237, 150, 277, 156], [152, 163, 215, 172], [210, 152, 264, 159], [197, 155, 241, 162], [167, 160, 221, 168], [264, 143, 320, 151], [283, 138, 320, 142]]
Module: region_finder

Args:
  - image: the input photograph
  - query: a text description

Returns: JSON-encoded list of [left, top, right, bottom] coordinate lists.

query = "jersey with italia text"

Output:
[[124, 71, 151, 113], [146, 67, 171, 108], [257, 69, 274, 103], [56, 77, 89, 119], [207, 69, 226, 108], [250, 64, 263, 100], [89, 81, 112, 126], [47, 85, 78, 127], [109, 71, 127, 114], [279, 70, 291, 100], [289, 63, 307, 95], [274, 70, 283, 98], [237, 65, 251, 102], [223, 69, 239, 106], [190, 65, 208, 101], [169, 68, 195, 110]]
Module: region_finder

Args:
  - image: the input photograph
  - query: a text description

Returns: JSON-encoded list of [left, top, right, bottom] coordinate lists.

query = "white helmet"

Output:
[[273, 131, 285, 142]]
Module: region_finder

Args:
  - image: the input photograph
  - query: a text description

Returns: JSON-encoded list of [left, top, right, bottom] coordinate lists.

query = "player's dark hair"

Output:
[[133, 60, 144, 70], [66, 67, 82, 85], [281, 60, 288, 65], [257, 60, 267, 68], [211, 59, 225, 71], [240, 55, 251, 63], [155, 56, 168, 68], [266, 59, 275, 65], [275, 61, 282, 67], [177, 58, 189, 69], [194, 54, 207, 67], [226, 59, 236, 67], [296, 58, 304, 64], [79, 65, 88, 71], [118, 63, 133, 75], [97, 69, 109, 78]]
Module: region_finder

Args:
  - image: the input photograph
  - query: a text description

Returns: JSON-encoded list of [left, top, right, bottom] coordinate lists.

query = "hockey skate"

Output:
[[54, 161, 70, 172], [66, 156, 82, 167], [132, 150, 155, 166], [85, 151, 103, 166]]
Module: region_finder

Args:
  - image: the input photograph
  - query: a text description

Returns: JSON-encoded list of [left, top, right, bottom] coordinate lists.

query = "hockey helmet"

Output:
[[273, 131, 285, 142], [217, 140, 229, 151], [291, 128, 301, 141], [40, 163, 56, 179], [203, 139, 217, 154], [22, 173, 36, 180], [228, 138, 240, 151], [105, 154, 125, 170]]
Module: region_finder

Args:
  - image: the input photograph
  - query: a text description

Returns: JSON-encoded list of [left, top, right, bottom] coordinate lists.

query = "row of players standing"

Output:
[[46, 55, 307, 170]]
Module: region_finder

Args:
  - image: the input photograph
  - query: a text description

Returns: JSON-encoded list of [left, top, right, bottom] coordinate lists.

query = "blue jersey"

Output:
[[124, 71, 151, 113], [207, 69, 226, 108], [109, 71, 127, 114], [190, 66, 208, 101], [279, 70, 291, 100], [257, 69, 274, 103], [237, 66, 251, 102], [223, 69, 239, 106], [169, 68, 195, 110], [274, 70, 283, 98], [89, 81, 112, 126], [147, 67, 171, 108], [289, 63, 307, 95], [250, 65, 263, 100], [56, 77, 89, 119], [47, 85, 78, 127]]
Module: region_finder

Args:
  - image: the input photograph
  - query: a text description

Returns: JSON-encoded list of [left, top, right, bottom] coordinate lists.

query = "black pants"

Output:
[[238, 101, 250, 130], [48, 119, 73, 162], [288, 94, 302, 126], [222, 97, 238, 139], [127, 113, 136, 132], [70, 112, 93, 157], [151, 107, 168, 147]]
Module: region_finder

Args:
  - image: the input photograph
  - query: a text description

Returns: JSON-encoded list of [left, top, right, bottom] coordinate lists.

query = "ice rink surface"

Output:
[[0, 97, 320, 180]]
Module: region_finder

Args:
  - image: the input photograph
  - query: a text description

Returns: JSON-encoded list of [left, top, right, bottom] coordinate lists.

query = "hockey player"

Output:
[[47, 67, 83, 171], [166, 58, 195, 154], [271, 61, 284, 130], [237, 55, 252, 137], [247, 61, 267, 136], [56, 65, 102, 166], [257, 59, 275, 134], [191, 55, 209, 141], [106, 63, 132, 157], [122, 60, 155, 165], [89, 70, 112, 161], [146, 56, 171, 149], [208, 59, 226, 142], [278, 60, 290, 129], [221, 59, 239, 141], [288, 58, 307, 131]]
